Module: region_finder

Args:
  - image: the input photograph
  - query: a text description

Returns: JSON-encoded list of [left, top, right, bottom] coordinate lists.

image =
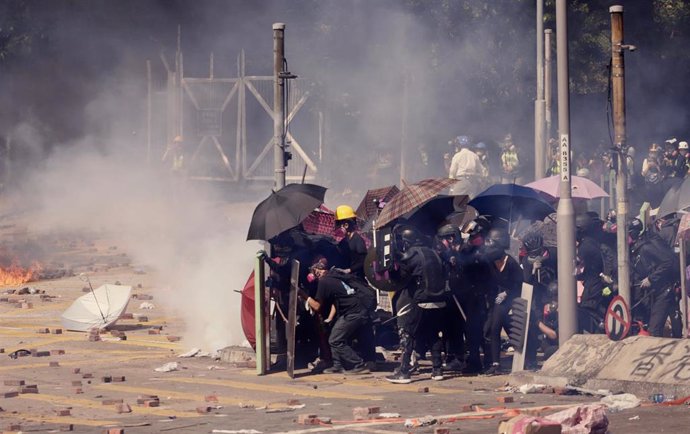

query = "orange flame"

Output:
[[0, 261, 42, 286]]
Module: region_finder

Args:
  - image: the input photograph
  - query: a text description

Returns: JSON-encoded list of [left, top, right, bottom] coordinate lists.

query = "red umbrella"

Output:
[[376, 178, 458, 228], [356, 185, 400, 221]]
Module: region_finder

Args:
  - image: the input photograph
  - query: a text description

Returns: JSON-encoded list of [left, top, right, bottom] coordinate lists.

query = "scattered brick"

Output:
[[102, 399, 123, 405], [73, 368, 81, 374], [286, 398, 300, 405], [366, 406, 380, 414], [20, 386, 39, 394], [205, 395, 219, 403], [21, 302, 33, 309], [82, 287, 91, 293], [6, 424, 21, 431], [105, 429, 124, 434], [143, 399, 160, 407], [297, 414, 319, 425], [120, 313, 134, 319], [54, 408, 71, 416], [37, 328, 50, 334], [461, 404, 476, 412], [34, 350, 51, 357], [51, 349, 66, 356], [196, 406, 212, 414], [115, 403, 132, 414], [136, 294, 153, 300], [2, 391, 19, 398], [49, 361, 60, 367], [51, 328, 63, 334], [112, 376, 126, 382], [58, 424, 74, 432], [102, 376, 112, 383], [74, 388, 84, 394], [0, 348, 4, 353], [417, 387, 429, 393], [496, 396, 514, 403], [166, 336, 181, 342], [3, 380, 24, 386], [147, 329, 160, 335], [136, 395, 159, 404], [82, 373, 93, 379], [136, 316, 149, 322], [434, 429, 451, 434], [72, 381, 82, 387]]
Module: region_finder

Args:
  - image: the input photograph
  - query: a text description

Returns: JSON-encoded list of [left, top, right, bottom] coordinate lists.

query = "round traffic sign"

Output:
[[604, 295, 631, 341]]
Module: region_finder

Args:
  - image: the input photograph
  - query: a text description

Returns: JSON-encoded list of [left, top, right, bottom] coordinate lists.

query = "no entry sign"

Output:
[[605, 295, 631, 341]]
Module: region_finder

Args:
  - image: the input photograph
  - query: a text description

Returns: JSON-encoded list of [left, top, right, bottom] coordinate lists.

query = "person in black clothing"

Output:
[[629, 218, 680, 337], [575, 213, 610, 333], [457, 217, 494, 374], [299, 262, 372, 374], [334, 205, 368, 281], [519, 232, 558, 368], [434, 224, 465, 372], [482, 228, 524, 375], [386, 225, 447, 384]]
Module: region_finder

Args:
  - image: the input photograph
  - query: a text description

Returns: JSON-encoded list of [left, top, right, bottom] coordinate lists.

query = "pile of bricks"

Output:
[[352, 406, 380, 420], [136, 395, 160, 407], [110, 330, 127, 340], [88, 328, 101, 342]]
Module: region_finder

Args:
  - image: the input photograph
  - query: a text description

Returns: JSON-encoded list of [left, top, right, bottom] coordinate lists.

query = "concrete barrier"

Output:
[[512, 334, 690, 398]]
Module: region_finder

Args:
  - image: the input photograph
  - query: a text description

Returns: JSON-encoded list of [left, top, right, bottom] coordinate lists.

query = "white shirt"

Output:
[[448, 148, 488, 178]]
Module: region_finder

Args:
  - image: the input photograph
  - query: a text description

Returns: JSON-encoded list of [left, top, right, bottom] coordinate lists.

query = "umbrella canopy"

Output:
[[525, 175, 609, 200], [402, 194, 469, 235], [301, 205, 335, 237], [657, 182, 683, 220], [246, 183, 327, 241], [469, 183, 555, 222], [376, 178, 458, 228], [61, 284, 132, 332], [356, 185, 400, 221]]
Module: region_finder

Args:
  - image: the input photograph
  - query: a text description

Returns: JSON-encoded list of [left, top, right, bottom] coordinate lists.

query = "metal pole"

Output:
[[534, 0, 546, 180], [146, 60, 152, 166], [556, 0, 578, 344], [273, 23, 286, 190], [545, 29, 553, 149], [610, 5, 631, 305], [400, 72, 409, 186], [680, 240, 687, 338]]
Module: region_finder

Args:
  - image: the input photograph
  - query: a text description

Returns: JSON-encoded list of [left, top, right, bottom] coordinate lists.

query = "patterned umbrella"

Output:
[[376, 178, 458, 228], [301, 205, 336, 237], [355, 185, 400, 221]]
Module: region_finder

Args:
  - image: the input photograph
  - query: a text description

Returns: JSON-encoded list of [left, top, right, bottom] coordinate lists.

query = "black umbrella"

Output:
[[469, 183, 554, 222], [246, 183, 327, 241], [657, 181, 683, 220], [402, 194, 469, 235]]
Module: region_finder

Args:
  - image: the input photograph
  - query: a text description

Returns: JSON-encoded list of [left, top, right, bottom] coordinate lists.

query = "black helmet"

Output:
[[437, 224, 461, 241], [522, 232, 544, 256], [628, 218, 644, 240], [485, 228, 510, 251], [394, 224, 427, 251]]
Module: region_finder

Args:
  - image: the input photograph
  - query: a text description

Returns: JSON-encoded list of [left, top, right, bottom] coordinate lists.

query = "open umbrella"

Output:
[[356, 185, 400, 221], [246, 183, 327, 241], [469, 183, 554, 222], [61, 284, 132, 332], [402, 194, 469, 235], [525, 175, 609, 200], [657, 182, 683, 220], [376, 178, 458, 228]]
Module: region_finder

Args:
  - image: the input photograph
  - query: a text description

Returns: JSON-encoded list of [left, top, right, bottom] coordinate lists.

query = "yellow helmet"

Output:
[[335, 205, 357, 221]]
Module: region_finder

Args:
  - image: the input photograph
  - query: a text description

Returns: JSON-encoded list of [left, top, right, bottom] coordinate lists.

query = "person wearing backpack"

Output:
[[386, 224, 447, 384], [299, 262, 372, 375]]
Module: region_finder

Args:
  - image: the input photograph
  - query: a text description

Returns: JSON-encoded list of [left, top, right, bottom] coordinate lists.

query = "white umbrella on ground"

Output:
[[61, 284, 132, 331]]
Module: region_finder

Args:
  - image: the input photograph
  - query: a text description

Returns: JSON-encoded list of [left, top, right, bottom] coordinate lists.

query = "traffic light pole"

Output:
[[273, 23, 286, 190], [556, 0, 578, 344]]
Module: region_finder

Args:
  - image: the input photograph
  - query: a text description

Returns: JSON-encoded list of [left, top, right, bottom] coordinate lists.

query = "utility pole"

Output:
[[544, 29, 553, 153], [273, 23, 287, 190], [556, 0, 577, 344], [534, 0, 546, 180], [610, 5, 632, 305]]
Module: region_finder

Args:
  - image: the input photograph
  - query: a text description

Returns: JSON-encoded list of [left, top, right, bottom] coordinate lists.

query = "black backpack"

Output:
[[329, 269, 377, 312]]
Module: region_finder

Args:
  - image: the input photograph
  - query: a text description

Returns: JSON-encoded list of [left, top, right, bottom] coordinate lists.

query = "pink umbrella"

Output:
[[525, 175, 609, 200]]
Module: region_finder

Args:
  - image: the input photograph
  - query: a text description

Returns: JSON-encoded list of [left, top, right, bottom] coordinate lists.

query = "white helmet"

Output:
[[680, 141, 689, 150]]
